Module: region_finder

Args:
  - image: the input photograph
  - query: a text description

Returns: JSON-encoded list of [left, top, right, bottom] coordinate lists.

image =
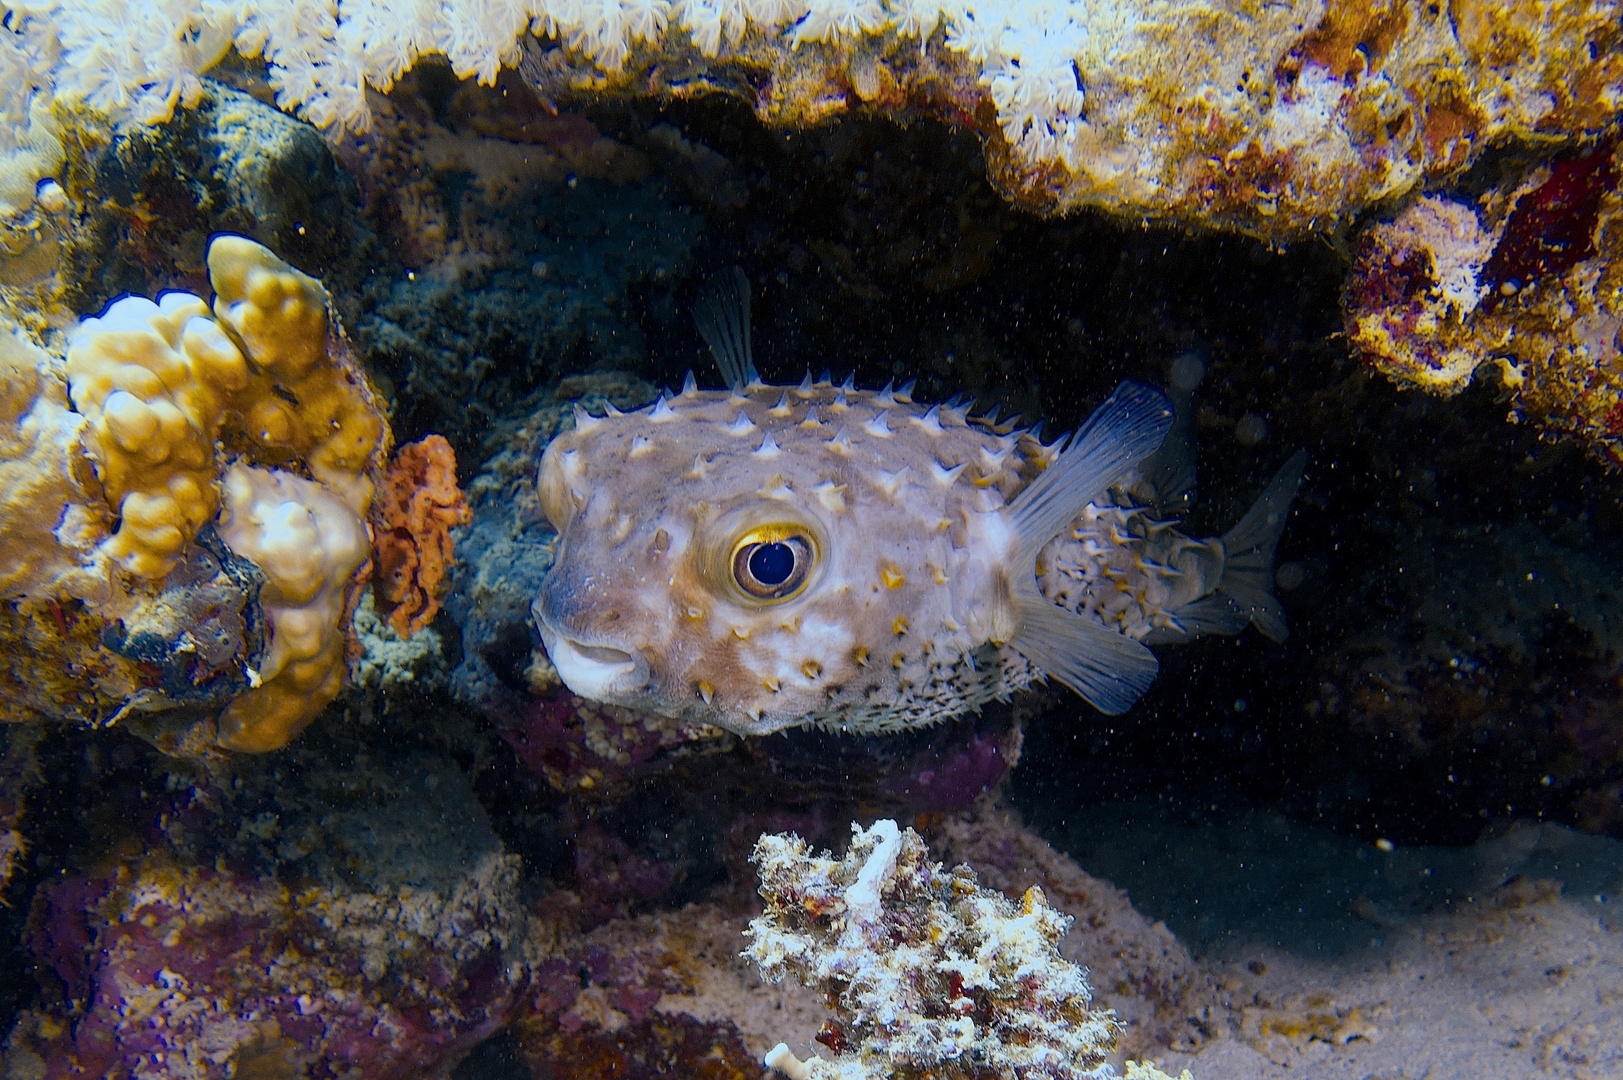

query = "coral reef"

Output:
[[58, 81, 372, 319], [744, 818, 1122, 1079], [357, 73, 657, 269], [0, 320, 94, 601], [4, 12, 1623, 1076], [504, 807, 1208, 1080], [372, 434, 470, 639], [8, 852, 527, 1079], [0, 17, 63, 221], [349, 589, 453, 696], [511, 903, 797, 1079], [0, 680, 1207, 1080], [0, 233, 391, 753], [500, 693, 735, 800], [521, 0, 1623, 237], [929, 806, 1219, 1059], [13, 1, 1623, 237], [1347, 140, 1623, 467]]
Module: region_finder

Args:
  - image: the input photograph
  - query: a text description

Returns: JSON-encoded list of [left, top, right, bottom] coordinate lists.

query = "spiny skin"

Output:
[[1040, 500, 1223, 643], [534, 377, 1235, 737]]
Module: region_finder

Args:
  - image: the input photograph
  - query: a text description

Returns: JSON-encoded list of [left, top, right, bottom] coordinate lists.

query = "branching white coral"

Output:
[[19, 0, 238, 125], [743, 819, 1124, 1080]]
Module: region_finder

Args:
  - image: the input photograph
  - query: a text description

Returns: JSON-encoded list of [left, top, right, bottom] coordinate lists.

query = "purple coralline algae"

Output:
[[9, 852, 530, 1078], [1347, 140, 1623, 467]]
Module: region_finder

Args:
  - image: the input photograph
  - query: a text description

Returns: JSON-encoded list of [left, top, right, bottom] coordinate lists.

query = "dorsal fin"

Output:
[[1007, 381, 1173, 570], [693, 266, 758, 390]]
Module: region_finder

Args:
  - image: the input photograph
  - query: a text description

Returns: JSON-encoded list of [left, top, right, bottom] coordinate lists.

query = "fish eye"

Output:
[[731, 529, 814, 601]]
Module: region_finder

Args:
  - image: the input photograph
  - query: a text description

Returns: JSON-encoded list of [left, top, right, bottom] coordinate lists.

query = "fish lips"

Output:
[[531, 596, 652, 703]]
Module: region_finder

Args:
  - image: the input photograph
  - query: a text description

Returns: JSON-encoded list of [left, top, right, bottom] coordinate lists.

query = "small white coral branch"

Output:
[[763, 1043, 817, 1080], [745, 819, 1125, 1080]]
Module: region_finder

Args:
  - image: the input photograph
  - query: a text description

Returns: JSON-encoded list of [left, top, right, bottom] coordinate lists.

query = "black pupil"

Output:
[[749, 542, 797, 587]]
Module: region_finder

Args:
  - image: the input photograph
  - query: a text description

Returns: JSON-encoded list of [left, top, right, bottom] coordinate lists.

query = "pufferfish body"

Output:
[[533, 276, 1305, 737]]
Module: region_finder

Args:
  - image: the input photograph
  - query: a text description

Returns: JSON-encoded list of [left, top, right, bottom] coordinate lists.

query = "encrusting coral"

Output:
[[1347, 139, 1623, 468], [0, 320, 94, 600], [6, 853, 531, 1079], [744, 819, 1187, 1080], [373, 434, 472, 639], [6, 0, 1621, 238]]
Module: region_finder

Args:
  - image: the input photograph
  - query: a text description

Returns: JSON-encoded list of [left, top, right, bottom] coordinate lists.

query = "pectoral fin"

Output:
[[1010, 586, 1160, 715]]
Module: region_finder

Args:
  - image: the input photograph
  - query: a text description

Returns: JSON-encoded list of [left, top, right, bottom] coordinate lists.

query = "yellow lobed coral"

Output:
[[66, 236, 385, 581], [208, 237, 384, 515], [0, 234, 391, 751], [214, 464, 372, 753], [66, 293, 248, 579]]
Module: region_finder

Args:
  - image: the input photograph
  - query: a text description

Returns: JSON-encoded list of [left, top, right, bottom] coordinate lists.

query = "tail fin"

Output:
[[1217, 449, 1307, 641], [1005, 381, 1173, 715], [1133, 352, 1204, 513], [1161, 450, 1306, 644]]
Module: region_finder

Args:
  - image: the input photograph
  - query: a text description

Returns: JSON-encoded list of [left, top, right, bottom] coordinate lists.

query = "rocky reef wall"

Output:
[[0, 11, 1619, 1079], [6, 0, 1622, 239]]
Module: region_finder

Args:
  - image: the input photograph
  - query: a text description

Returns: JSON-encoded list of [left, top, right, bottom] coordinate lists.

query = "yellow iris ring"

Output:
[[729, 525, 816, 603]]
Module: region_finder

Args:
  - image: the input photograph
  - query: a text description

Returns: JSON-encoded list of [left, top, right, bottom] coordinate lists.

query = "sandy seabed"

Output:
[[634, 804, 1623, 1080]]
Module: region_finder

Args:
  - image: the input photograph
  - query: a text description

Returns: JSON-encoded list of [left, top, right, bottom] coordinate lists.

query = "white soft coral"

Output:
[[12, 0, 1139, 173], [38, 0, 240, 124]]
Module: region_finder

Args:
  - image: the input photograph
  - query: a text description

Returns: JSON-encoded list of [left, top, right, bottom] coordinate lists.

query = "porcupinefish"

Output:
[[532, 270, 1305, 736]]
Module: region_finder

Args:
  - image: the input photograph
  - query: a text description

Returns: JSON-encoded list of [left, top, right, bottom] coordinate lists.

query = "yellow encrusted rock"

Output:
[[214, 463, 371, 753]]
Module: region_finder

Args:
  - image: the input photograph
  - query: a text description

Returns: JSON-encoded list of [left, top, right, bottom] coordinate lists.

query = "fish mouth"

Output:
[[533, 602, 650, 701]]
